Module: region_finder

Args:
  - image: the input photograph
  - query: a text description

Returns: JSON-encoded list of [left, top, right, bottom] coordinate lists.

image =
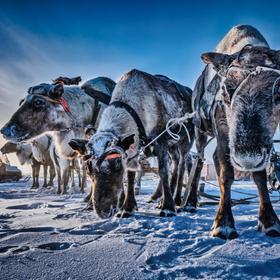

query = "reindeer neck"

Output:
[[98, 106, 140, 145], [61, 88, 97, 128]]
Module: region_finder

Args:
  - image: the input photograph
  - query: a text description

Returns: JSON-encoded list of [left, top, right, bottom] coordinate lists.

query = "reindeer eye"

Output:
[[34, 98, 45, 107]]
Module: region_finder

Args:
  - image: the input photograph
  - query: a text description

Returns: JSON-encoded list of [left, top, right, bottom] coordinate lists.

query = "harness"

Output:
[[196, 60, 280, 134], [109, 101, 151, 155], [54, 80, 95, 129], [90, 91, 111, 129]]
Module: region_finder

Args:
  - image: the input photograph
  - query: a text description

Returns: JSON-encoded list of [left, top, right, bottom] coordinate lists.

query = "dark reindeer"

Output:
[[185, 24, 280, 239], [70, 69, 194, 218]]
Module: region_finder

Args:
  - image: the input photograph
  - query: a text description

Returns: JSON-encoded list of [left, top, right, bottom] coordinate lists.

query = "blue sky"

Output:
[[1, 0, 280, 167]]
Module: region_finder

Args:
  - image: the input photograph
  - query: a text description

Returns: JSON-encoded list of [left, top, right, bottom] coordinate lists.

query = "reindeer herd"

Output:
[[1, 25, 280, 240]]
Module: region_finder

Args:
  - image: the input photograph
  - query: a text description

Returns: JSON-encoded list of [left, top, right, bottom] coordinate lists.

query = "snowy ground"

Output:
[[0, 175, 280, 280]]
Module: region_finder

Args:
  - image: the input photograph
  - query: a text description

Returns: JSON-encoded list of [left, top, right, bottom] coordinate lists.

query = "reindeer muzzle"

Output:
[[95, 147, 125, 172]]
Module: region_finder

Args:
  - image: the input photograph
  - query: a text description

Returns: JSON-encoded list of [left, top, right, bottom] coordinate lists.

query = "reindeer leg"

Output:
[[211, 142, 237, 239], [62, 165, 70, 194], [84, 181, 94, 210], [42, 165, 48, 188], [31, 164, 36, 189], [174, 157, 186, 207], [157, 142, 176, 217], [183, 128, 207, 212], [71, 160, 82, 192], [70, 162, 76, 190], [134, 169, 143, 195], [175, 137, 193, 207], [34, 163, 40, 189], [152, 147, 181, 209], [169, 147, 180, 196], [56, 166, 62, 194], [47, 164, 56, 187], [116, 171, 137, 218], [253, 170, 280, 236], [84, 187, 92, 202], [76, 161, 83, 193], [81, 162, 87, 193], [118, 186, 125, 210], [148, 179, 163, 202]]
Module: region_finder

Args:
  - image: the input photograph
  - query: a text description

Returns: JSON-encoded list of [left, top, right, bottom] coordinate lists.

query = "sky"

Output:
[[0, 0, 280, 172]]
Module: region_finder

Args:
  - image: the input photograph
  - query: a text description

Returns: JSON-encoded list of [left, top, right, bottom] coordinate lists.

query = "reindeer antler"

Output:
[[53, 76, 82, 85]]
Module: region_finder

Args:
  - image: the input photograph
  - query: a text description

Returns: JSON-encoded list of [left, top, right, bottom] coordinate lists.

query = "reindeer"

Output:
[[1, 76, 115, 196], [31, 135, 56, 188], [0, 135, 55, 189], [69, 69, 194, 218], [185, 24, 280, 239]]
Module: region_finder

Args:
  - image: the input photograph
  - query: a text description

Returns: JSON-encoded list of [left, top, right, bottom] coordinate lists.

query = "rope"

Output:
[[200, 179, 280, 204], [127, 112, 194, 163], [20, 176, 31, 183], [139, 112, 195, 156]]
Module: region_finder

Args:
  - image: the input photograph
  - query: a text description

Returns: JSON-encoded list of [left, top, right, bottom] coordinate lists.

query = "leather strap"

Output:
[[110, 101, 148, 147]]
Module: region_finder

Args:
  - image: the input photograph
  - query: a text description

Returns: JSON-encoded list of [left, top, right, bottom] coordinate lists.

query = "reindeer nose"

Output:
[[1, 126, 12, 138], [1, 124, 19, 139], [232, 148, 268, 171]]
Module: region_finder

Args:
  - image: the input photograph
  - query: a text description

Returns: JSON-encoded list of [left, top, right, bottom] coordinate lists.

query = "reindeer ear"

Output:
[[19, 98, 25, 106], [69, 139, 88, 156], [273, 77, 280, 104], [269, 49, 280, 66], [49, 83, 64, 100], [118, 134, 135, 151], [84, 125, 96, 137], [201, 52, 235, 72]]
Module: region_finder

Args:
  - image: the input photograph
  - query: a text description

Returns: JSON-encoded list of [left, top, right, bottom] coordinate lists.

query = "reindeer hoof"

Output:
[[115, 211, 122, 218], [258, 221, 280, 237], [159, 209, 176, 217], [211, 226, 238, 240], [147, 198, 156, 203], [84, 204, 93, 211], [266, 230, 280, 237], [175, 199, 182, 207], [176, 207, 183, 213], [115, 210, 133, 218], [182, 205, 197, 213], [121, 211, 133, 218]]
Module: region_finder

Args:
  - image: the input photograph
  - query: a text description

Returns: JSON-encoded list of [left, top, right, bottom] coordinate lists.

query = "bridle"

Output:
[[26, 93, 84, 131], [83, 131, 136, 172], [217, 63, 280, 109], [26, 80, 94, 132]]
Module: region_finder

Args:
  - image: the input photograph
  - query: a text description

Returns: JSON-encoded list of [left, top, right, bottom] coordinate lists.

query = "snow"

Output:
[[0, 175, 280, 280]]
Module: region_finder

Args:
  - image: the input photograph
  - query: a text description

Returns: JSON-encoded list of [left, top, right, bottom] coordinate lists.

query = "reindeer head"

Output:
[[1, 83, 68, 142], [202, 45, 280, 171], [69, 132, 135, 218]]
